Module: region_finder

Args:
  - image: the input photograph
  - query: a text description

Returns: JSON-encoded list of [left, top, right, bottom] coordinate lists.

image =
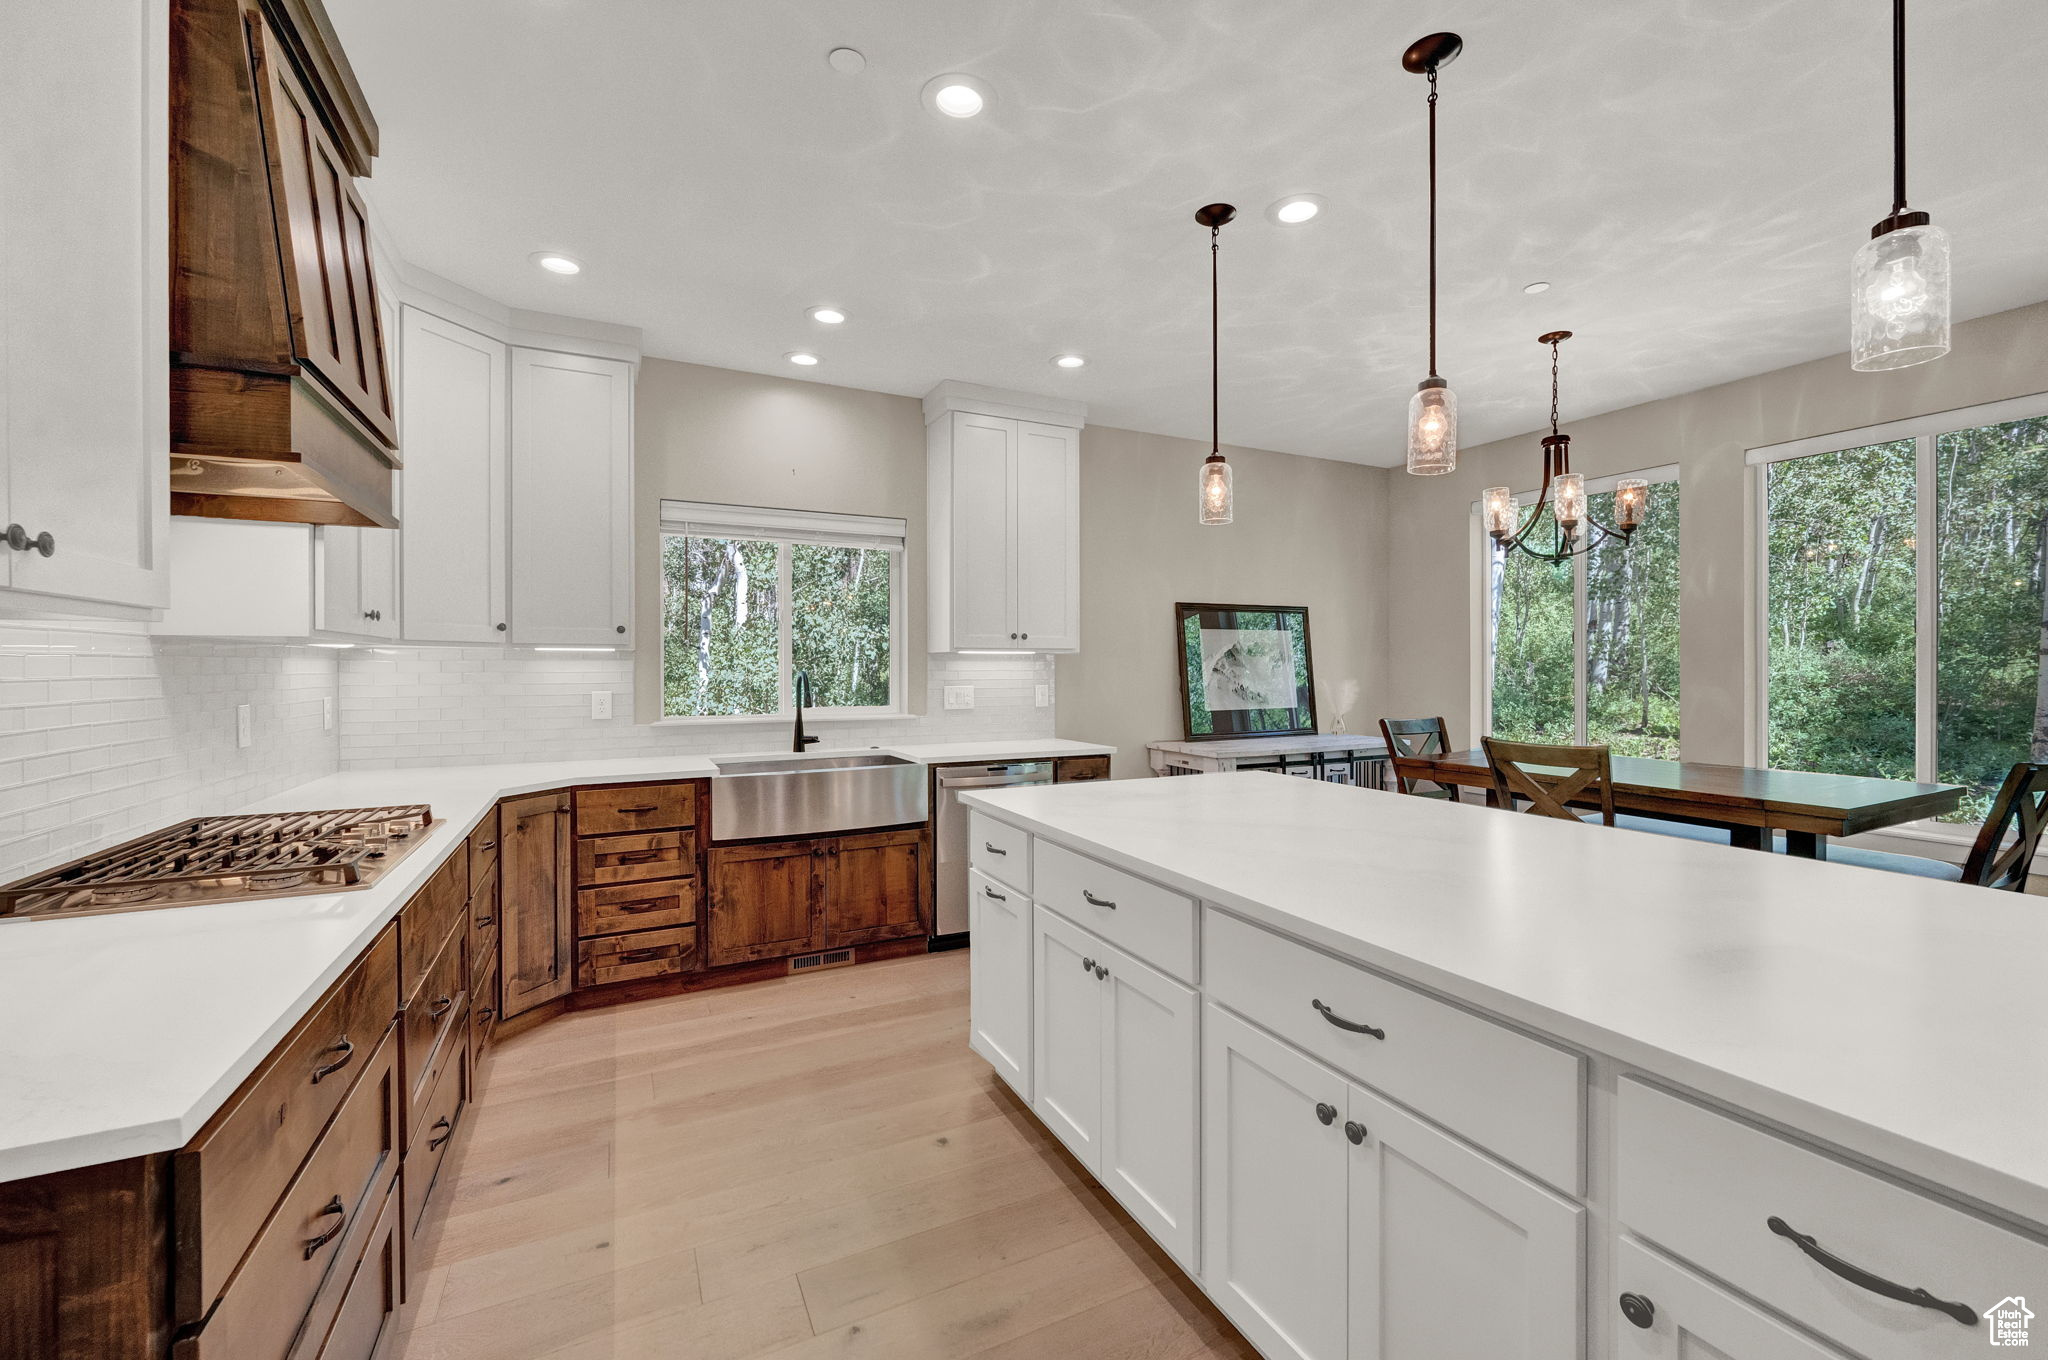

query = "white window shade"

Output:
[[659, 500, 905, 551]]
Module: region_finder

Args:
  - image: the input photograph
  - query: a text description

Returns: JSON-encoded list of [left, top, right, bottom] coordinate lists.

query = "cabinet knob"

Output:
[[1009, 632, 1018, 640], [1618, 1293, 1655, 1330], [1021, 632, 1028, 640], [497, 622, 508, 632], [3, 524, 54, 557], [616, 624, 626, 634], [1344, 1120, 1367, 1145], [1081, 956, 1094, 973], [1315, 1102, 1337, 1126], [1093, 963, 1107, 980]]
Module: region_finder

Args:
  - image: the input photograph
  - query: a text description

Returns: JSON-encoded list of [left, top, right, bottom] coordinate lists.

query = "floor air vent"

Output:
[[789, 948, 855, 974]]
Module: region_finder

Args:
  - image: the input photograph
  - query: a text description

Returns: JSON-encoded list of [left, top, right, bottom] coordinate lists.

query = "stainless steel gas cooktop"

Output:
[[0, 806, 436, 920]]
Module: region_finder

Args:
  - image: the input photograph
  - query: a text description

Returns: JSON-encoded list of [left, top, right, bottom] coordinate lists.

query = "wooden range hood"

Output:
[[171, 0, 399, 528]]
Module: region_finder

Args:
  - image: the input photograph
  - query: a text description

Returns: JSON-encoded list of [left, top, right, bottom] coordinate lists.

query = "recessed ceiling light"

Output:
[[785, 351, 820, 366], [1052, 354, 1086, 369], [1522, 280, 1551, 294], [532, 252, 582, 275], [826, 47, 866, 74], [1267, 194, 1326, 225], [808, 306, 847, 325], [921, 73, 990, 119]]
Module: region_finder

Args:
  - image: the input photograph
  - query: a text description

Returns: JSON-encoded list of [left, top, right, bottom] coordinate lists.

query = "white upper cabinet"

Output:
[[399, 307, 509, 643], [509, 348, 633, 646], [924, 384, 1084, 653], [0, 0, 168, 618], [313, 526, 399, 640]]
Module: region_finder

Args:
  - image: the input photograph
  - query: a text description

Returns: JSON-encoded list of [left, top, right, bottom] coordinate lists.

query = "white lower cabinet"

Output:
[[1202, 1002, 1584, 1360], [1032, 905, 1199, 1268], [967, 869, 1031, 1099], [1202, 1003, 1351, 1360], [1612, 1237, 1851, 1360], [1346, 1081, 1583, 1359]]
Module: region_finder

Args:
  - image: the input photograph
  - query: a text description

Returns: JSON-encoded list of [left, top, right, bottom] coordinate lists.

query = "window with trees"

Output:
[[1754, 398, 2048, 822], [659, 502, 904, 719], [1484, 470, 1682, 757]]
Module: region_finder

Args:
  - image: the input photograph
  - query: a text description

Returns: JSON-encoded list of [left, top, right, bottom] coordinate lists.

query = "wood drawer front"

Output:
[[466, 806, 501, 885], [576, 782, 695, 836], [970, 811, 1031, 893], [401, 926, 466, 1148], [399, 850, 468, 1004], [173, 924, 399, 1323], [578, 926, 697, 988], [467, 859, 499, 989], [577, 877, 697, 937], [471, 948, 500, 1056], [1203, 907, 1584, 1194], [405, 1035, 469, 1244], [1031, 839, 1195, 983], [1054, 754, 1111, 783], [1617, 1078, 2045, 1359], [301, 1183, 400, 1360], [174, 1029, 400, 1360], [576, 829, 694, 887]]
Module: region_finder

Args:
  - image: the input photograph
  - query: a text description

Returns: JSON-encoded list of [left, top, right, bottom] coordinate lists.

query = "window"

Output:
[[1483, 469, 1681, 757], [1752, 396, 2048, 822], [659, 502, 905, 719]]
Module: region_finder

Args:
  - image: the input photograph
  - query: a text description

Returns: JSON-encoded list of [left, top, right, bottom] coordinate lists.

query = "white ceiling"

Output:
[[329, 0, 2048, 467]]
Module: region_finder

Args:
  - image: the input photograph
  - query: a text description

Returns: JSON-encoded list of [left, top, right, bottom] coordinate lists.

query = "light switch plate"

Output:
[[235, 703, 252, 749], [323, 696, 335, 732], [590, 690, 614, 720], [1035, 684, 1050, 708], [944, 684, 974, 710]]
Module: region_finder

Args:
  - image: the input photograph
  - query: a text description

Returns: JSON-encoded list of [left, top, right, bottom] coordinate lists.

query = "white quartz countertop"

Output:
[[0, 736, 1109, 1183], [963, 773, 2048, 1227]]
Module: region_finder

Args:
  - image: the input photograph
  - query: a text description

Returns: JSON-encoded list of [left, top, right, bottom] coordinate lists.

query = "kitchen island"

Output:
[[961, 771, 2046, 1360]]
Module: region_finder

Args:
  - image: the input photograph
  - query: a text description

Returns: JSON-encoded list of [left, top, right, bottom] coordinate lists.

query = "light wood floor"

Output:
[[392, 950, 1258, 1360]]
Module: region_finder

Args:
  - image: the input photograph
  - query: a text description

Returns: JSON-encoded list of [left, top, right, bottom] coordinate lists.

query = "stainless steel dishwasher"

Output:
[[932, 761, 1054, 945]]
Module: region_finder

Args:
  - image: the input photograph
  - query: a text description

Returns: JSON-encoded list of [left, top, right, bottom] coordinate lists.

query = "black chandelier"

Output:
[[1482, 332, 1647, 562]]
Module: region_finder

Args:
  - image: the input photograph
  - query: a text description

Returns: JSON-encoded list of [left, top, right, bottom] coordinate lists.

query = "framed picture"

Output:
[[1174, 602, 1317, 741]]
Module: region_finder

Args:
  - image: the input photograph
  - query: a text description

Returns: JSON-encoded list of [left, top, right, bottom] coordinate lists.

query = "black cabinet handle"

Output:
[[982, 842, 1008, 855], [479, 1007, 495, 1021], [1315, 1102, 1337, 1126], [1618, 1293, 1656, 1329], [302, 1196, 346, 1258], [618, 805, 661, 814], [1081, 890, 1116, 909], [477, 840, 497, 851], [310, 1036, 354, 1084], [429, 1115, 454, 1150], [982, 885, 1007, 901], [618, 947, 668, 964], [1765, 1216, 1977, 1327], [428, 995, 454, 1019], [475, 913, 494, 927], [1344, 1120, 1368, 1145], [4, 524, 55, 557], [615, 850, 663, 864], [1311, 998, 1385, 1040]]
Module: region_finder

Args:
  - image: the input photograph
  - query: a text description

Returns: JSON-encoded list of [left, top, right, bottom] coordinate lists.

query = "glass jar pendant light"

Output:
[[1402, 32, 1463, 475], [1196, 203, 1237, 525], [1482, 332, 1646, 563], [1850, 0, 1949, 371]]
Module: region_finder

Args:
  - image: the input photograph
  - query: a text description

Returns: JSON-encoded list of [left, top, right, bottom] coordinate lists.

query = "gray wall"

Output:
[[1382, 300, 2048, 765]]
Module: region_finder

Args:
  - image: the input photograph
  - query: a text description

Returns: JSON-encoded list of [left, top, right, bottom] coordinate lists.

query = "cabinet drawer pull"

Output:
[[1081, 889, 1116, 909], [477, 839, 497, 851], [475, 913, 495, 927], [1315, 1102, 1337, 1126], [620, 898, 666, 912], [302, 1196, 346, 1258], [1311, 998, 1385, 1040], [982, 842, 1008, 855], [982, 885, 1007, 901], [618, 947, 668, 964], [1765, 1216, 1977, 1327], [310, 1036, 354, 1084], [1344, 1120, 1368, 1145], [617, 805, 661, 815], [428, 995, 454, 1019], [428, 1115, 455, 1151], [614, 850, 664, 864], [479, 1007, 495, 1022]]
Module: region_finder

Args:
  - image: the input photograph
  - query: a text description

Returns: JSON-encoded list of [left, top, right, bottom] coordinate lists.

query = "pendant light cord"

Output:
[[1891, 0, 1909, 216], [1210, 224, 1221, 456], [1427, 68, 1440, 378]]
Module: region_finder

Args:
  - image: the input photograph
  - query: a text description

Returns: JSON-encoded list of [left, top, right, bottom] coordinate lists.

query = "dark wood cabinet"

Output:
[[708, 829, 927, 965], [500, 791, 573, 1017], [0, 1155, 170, 1360], [707, 841, 823, 967], [1055, 754, 1111, 783]]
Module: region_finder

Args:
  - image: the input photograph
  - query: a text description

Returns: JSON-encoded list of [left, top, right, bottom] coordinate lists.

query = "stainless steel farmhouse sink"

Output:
[[710, 752, 929, 842]]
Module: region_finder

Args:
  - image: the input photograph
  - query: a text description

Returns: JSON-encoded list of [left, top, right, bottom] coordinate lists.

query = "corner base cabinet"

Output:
[[706, 829, 925, 968], [500, 791, 573, 1016]]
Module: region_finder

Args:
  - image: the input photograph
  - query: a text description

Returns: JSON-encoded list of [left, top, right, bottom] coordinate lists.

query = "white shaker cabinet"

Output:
[[924, 384, 1083, 653], [398, 307, 509, 643], [1032, 905, 1104, 1163], [509, 348, 633, 646], [0, 0, 168, 618], [967, 868, 1032, 1098], [314, 527, 399, 640]]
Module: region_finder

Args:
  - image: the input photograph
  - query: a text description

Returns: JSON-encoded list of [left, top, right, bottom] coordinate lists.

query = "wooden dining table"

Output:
[[1412, 749, 1962, 858]]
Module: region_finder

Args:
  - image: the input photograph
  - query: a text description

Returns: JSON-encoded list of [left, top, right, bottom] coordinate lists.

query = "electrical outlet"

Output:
[[323, 695, 335, 732], [944, 684, 974, 710], [590, 690, 614, 720], [235, 703, 252, 749], [1035, 684, 1050, 708]]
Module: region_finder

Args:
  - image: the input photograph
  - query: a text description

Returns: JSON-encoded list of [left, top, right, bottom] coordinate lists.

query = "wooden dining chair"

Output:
[[1481, 736, 1617, 827], [1963, 761, 2048, 891], [1378, 717, 1462, 801]]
